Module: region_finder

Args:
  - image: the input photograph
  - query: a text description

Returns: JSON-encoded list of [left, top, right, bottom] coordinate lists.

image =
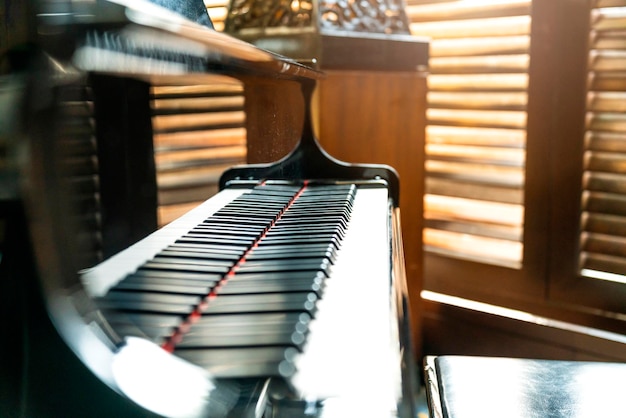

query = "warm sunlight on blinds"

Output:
[[409, 0, 530, 268], [580, 2, 626, 283], [151, 81, 247, 226]]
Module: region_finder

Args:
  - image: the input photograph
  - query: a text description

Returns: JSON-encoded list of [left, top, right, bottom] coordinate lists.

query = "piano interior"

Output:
[[0, 0, 422, 416]]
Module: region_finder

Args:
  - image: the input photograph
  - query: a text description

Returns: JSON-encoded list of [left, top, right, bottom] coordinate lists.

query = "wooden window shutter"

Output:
[[151, 80, 247, 226], [580, 1, 626, 283], [408, 0, 531, 268]]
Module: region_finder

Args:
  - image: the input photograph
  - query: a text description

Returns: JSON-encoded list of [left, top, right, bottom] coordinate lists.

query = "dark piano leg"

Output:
[[90, 74, 159, 259]]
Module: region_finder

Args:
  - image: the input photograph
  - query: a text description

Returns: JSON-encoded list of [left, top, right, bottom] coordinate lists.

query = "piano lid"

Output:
[[36, 0, 323, 84]]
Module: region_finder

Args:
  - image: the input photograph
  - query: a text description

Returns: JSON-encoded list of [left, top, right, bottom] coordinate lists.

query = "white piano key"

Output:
[[290, 186, 403, 417]]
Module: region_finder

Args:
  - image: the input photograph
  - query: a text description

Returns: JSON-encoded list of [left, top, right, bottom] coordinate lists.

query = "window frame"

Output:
[[422, 0, 626, 334]]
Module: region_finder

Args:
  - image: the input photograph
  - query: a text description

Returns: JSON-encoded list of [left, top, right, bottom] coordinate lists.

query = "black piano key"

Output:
[[132, 269, 224, 282], [176, 329, 307, 349], [191, 312, 310, 330], [265, 225, 346, 237], [174, 347, 299, 379], [186, 228, 261, 238], [233, 259, 331, 276], [201, 292, 317, 316], [224, 271, 325, 284], [247, 243, 335, 253], [245, 248, 336, 264], [176, 235, 255, 247], [159, 249, 242, 262], [112, 280, 214, 296], [122, 275, 219, 288], [107, 312, 184, 328], [255, 236, 341, 250], [200, 217, 275, 227], [258, 234, 340, 247], [219, 276, 324, 296], [97, 299, 196, 315], [272, 217, 349, 229], [165, 243, 246, 257], [103, 291, 202, 306], [141, 260, 231, 275], [106, 313, 183, 340], [151, 255, 235, 269], [227, 197, 289, 203], [109, 323, 173, 342], [251, 186, 301, 195]]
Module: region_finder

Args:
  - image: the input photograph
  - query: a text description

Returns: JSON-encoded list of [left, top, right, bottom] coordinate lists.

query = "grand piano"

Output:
[[0, 0, 419, 416]]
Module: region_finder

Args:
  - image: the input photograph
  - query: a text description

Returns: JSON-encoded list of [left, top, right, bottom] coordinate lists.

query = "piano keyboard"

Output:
[[81, 180, 402, 414]]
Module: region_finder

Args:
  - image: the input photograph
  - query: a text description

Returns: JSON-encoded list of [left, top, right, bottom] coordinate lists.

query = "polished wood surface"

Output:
[[243, 78, 304, 164]]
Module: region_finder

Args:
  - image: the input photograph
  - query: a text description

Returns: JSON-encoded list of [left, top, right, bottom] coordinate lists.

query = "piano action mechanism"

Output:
[[0, 0, 419, 416]]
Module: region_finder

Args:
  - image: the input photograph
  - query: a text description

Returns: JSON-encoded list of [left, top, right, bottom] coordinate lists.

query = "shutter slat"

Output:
[[425, 219, 522, 241], [410, 15, 530, 39], [582, 252, 626, 277], [591, 8, 626, 31], [425, 194, 524, 226], [426, 160, 525, 187], [428, 91, 527, 110], [155, 146, 246, 167], [430, 54, 529, 74], [588, 71, 626, 91], [154, 127, 246, 150], [152, 96, 244, 112], [593, 0, 626, 8], [157, 164, 230, 189], [585, 150, 626, 174], [152, 111, 245, 132], [584, 171, 626, 194], [587, 92, 626, 112], [584, 131, 626, 152], [424, 228, 523, 268], [426, 177, 523, 204], [586, 112, 626, 132], [427, 108, 527, 129], [582, 232, 626, 257], [589, 50, 626, 71], [152, 81, 242, 96], [407, 0, 531, 23], [426, 143, 525, 166], [583, 212, 626, 237], [431, 35, 530, 57], [584, 191, 626, 217], [590, 30, 626, 50], [428, 73, 528, 91], [427, 125, 526, 148]]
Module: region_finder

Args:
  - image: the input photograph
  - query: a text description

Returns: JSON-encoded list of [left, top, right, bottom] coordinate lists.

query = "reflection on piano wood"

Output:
[[2, 0, 418, 416]]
